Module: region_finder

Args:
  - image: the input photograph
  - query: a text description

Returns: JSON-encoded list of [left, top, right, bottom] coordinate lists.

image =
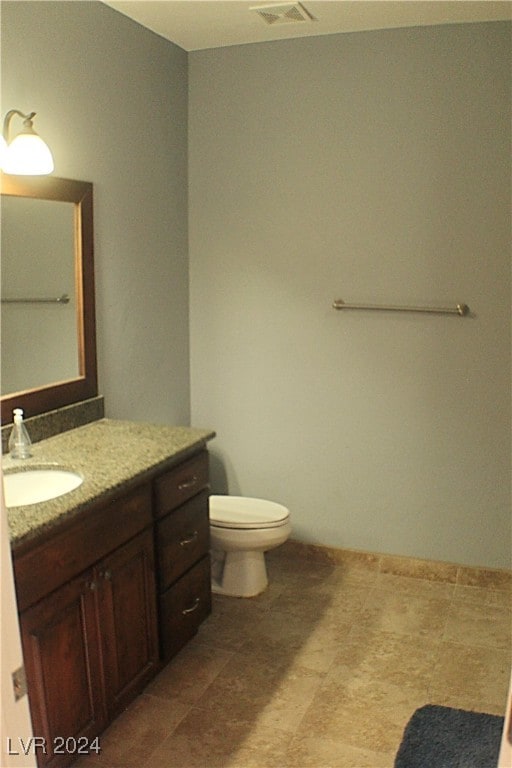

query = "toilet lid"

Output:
[[209, 495, 290, 530]]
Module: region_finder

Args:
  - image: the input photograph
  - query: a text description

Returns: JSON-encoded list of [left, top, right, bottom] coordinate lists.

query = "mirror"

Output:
[[0, 174, 98, 424]]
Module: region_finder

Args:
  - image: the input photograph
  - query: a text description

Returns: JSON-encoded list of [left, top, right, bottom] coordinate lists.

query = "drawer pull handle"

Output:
[[178, 475, 198, 491], [182, 598, 200, 615], [180, 531, 198, 547]]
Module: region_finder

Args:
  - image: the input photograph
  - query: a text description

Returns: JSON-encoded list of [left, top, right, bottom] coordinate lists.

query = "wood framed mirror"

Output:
[[1, 174, 97, 424]]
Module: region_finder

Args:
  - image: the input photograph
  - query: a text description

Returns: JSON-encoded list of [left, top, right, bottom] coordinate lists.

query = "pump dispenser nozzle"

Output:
[[9, 408, 32, 459]]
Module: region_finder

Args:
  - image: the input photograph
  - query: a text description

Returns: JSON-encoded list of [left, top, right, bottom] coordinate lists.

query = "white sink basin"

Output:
[[3, 468, 83, 508]]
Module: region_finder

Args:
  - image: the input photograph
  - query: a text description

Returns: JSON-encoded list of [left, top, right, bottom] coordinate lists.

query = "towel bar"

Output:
[[332, 299, 469, 316], [1, 293, 70, 305]]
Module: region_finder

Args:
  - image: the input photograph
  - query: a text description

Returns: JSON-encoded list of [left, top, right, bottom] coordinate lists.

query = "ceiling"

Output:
[[103, 0, 512, 51]]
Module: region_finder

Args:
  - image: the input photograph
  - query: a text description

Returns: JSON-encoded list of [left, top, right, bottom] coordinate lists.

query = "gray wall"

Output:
[[1, 1, 190, 425], [189, 22, 511, 569], [2, 3, 510, 569]]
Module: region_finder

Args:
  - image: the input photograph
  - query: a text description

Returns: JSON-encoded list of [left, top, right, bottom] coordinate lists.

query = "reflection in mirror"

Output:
[[2, 197, 78, 393], [0, 175, 97, 425]]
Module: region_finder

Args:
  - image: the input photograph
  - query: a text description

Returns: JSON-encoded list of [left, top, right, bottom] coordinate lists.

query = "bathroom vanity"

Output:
[[6, 418, 214, 768], [0, 174, 214, 767]]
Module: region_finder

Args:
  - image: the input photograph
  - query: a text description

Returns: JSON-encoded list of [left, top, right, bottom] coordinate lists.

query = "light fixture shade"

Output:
[[2, 132, 54, 175], [0, 134, 7, 166]]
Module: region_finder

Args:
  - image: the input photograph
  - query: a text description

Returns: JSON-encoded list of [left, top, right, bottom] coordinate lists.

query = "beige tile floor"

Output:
[[74, 549, 511, 768]]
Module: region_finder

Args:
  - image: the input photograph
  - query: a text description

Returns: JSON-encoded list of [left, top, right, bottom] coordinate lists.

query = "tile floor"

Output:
[[74, 548, 511, 768]]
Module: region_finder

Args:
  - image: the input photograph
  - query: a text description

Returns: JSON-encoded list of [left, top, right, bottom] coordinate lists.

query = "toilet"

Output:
[[209, 495, 291, 597]]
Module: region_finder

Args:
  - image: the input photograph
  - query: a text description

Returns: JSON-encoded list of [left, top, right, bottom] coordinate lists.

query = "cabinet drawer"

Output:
[[159, 555, 211, 661], [14, 484, 153, 612], [154, 452, 209, 518], [156, 490, 210, 590]]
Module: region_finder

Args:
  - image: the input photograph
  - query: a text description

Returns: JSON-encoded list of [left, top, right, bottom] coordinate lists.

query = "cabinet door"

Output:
[[20, 573, 105, 768], [97, 529, 158, 719]]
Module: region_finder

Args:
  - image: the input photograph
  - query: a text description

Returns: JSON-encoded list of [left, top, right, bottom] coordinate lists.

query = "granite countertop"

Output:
[[3, 418, 215, 548]]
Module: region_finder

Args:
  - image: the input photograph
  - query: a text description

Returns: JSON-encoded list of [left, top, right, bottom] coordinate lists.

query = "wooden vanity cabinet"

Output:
[[14, 485, 159, 768], [12, 448, 213, 768], [154, 451, 212, 661]]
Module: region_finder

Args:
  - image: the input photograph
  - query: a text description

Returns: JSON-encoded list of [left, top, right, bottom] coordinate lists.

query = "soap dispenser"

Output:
[[9, 408, 32, 459]]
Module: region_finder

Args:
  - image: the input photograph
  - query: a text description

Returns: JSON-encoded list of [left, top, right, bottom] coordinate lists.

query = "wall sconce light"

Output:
[[1, 109, 54, 175]]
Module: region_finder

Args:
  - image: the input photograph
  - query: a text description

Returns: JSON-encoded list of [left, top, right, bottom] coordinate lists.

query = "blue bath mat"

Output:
[[394, 704, 504, 768]]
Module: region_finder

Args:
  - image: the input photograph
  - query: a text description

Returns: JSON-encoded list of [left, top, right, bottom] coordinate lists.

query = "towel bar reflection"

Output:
[[1, 293, 70, 305], [332, 299, 469, 316]]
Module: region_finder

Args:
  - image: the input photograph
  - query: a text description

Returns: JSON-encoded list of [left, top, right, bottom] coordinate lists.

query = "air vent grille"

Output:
[[252, 3, 315, 26]]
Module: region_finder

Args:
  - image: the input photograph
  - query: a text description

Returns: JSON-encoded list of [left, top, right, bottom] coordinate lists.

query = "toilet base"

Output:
[[211, 550, 268, 598]]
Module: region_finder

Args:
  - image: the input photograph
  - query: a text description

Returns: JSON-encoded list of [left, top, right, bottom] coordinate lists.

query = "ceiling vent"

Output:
[[251, 3, 316, 25]]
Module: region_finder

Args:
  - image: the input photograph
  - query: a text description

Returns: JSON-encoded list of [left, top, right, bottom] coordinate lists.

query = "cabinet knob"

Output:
[[182, 598, 200, 615], [179, 531, 198, 547], [86, 580, 98, 591], [103, 569, 112, 581]]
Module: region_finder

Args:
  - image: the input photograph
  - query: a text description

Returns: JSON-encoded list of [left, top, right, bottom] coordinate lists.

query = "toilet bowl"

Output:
[[209, 495, 291, 598]]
